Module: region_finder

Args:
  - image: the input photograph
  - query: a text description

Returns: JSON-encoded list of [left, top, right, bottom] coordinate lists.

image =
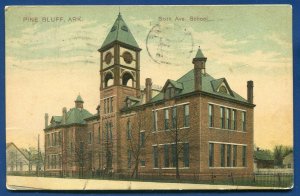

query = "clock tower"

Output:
[[99, 12, 141, 92], [97, 13, 141, 172]]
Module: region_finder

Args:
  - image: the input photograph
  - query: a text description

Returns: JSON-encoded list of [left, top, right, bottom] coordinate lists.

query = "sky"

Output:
[[5, 5, 292, 150]]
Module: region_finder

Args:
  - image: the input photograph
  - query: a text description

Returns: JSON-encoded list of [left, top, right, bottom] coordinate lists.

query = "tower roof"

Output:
[[99, 13, 139, 50], [195, 47, 206, 58], [75, 95, 84, 103]]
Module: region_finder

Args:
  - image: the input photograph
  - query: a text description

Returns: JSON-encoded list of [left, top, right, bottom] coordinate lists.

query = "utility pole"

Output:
[[37, 134, 40, 177]]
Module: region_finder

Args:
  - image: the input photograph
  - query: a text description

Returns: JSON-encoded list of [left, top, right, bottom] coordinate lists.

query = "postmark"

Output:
[[146, 22, 194, 66]]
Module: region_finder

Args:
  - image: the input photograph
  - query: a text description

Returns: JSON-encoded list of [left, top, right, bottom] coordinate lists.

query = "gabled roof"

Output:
[[6, 142, 30, 161], [99, 13, 139, 50], [211, 78, 234, 96], [150, 69, 248, 103], [161, 79, 183, 92], [211, 78, 224, 91], [125, 96, 141, 103], [283, 152, 293, 162], [254, 150, 274, 161], [51, 116, 62, 123]]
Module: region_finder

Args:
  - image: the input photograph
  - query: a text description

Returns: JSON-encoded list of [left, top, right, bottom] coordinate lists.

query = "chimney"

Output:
[[145, 78, 152, 103], [62, 107, 67, 124], [193, 46, 207, 92], [194, 63, 202, 91], [44, 113, 49, 128], [247, 80, 254, 104]]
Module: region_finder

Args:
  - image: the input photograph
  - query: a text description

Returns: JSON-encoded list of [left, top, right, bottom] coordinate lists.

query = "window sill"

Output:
[[152, 127, 190, 133], [209, 127, 247, 133], [208, 167, 247, 169], [153, 167, 190, 170]]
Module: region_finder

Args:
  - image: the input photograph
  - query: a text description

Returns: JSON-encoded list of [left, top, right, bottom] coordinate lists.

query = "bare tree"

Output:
[[160, 105, 193, 180], [273, 145, 293, 168], [127, 109, 151, 178]]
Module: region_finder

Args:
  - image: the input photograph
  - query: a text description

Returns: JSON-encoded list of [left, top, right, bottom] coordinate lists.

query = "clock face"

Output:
[[105, 52, 113, 64], [122, 51, 133, 64]]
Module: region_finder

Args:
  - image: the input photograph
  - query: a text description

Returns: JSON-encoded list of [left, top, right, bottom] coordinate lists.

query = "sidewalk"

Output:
[[6, 176, 283, 190]]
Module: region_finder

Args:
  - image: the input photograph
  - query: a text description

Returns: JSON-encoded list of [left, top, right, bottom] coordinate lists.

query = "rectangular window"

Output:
[[227, 144, 232, 167], [242, 146, 247, 167], [52, 133, 55, 146], [58, 131, 61, 145], [128, 149, 131, 168], [171, 144, 176, 167], [56, 132, 58, 146], [88, 132, 92, 144], [127, 121, 132, 140], [183, 143, 189, 167], [153, 146, 158, 168], [220, 107, 225, 129], [152, 111, 157, 131], [140, 131, 145, 147], [105, 123, 109, 141], [233, 145, 237, 167], [232, 110, 237, 130], [53, 155, 57, 169], [184, 105, 190, 127], [98, 127, 100, 144], [242, 112, 246, 131], [79, 142, 84, 155], [47, 134, 50, 147], [104, 99, 106, 114], [109, 122, 113, 142], [209, 143, 214, 167], [172, 107, 177, 129], [110, 97, 113, 112], [58, 155, 62, 169], [70, 142, 73, 153], [208, 104, 214, 127], [50, 155, 53, 169], [140, 160, 146, 167], [220, 144, 225, 167], [164, 109, 169, 130], [164, 145, 169, 167], [47, 155, 50, 169], [225, 108, 231, 129]]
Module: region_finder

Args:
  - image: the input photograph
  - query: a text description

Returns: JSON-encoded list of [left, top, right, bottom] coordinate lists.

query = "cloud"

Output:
[[6, 20, 108, 62], [266, 33, 292, 50], [187, 29, 292, 74]]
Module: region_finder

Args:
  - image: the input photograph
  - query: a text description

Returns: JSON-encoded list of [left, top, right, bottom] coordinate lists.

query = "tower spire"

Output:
[[98, 12, 140, 51]]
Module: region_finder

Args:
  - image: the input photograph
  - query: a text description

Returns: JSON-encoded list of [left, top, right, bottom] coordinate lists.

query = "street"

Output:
[[6, 176, 283, 190]]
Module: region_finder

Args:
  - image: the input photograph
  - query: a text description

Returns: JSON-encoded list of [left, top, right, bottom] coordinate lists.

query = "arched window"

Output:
[[104, 72, 114, 87], [219, 86, 228, 94], [122, 72, 134, 87]]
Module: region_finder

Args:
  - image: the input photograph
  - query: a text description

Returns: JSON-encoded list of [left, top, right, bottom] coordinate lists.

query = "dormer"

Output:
[[211, 78, 234, 96], [125, 96, 141, 108], [162, 79, 183, 99], [50, 116, 62, 126]]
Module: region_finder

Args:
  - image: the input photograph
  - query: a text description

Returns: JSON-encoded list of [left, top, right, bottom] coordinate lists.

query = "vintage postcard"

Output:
[[5, 5, 293, 190]]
